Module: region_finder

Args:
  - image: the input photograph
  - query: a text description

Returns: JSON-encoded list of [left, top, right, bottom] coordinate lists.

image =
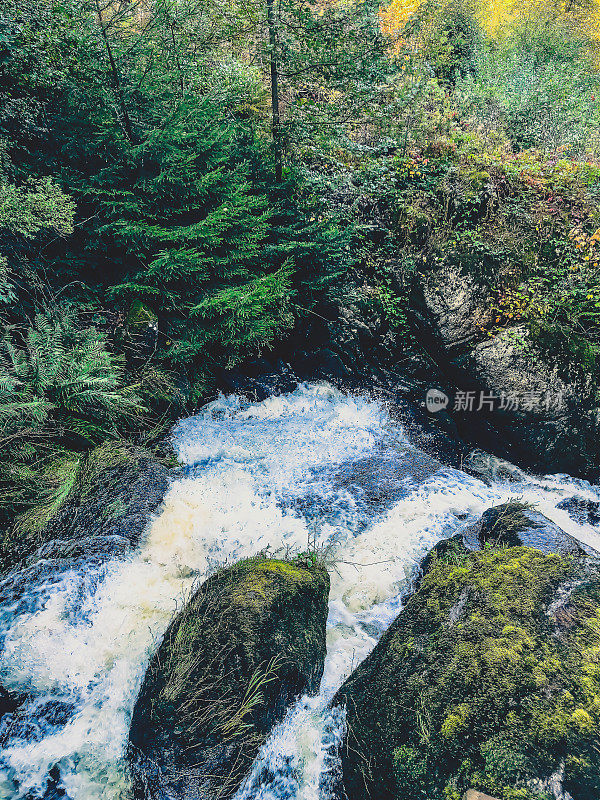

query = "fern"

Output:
[[0, 306, 146, 528], [0, 307, 142, 440]]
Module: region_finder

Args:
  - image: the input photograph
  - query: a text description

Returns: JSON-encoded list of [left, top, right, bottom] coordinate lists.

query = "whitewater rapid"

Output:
[[0, 383, 599, 799]]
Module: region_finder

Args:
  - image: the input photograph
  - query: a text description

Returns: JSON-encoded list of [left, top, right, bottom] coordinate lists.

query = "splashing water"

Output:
[[0, 382, 598, 800]]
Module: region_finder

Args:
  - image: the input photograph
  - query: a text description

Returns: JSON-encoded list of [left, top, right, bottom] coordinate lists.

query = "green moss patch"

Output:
[[335, 544, 600, 800], [129, 556, 329, 800]]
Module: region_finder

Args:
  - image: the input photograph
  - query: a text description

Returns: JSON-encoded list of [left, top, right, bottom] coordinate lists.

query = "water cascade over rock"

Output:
[[0, 384, 597, 799]]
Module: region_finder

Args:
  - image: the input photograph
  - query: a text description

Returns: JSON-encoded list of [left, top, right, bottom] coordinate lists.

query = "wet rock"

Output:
[[334, 542, 600, 800], [0, 686, 25, 720], [463, 792, 500, 800], [463, 501, 589, 556], [462, 450, 530, 484], [128, 556, 329, 800], [219, 360, 298, 402], [0, 442, 172, 602], [557, 497, 600, 527], [25, 534, 133, 564]]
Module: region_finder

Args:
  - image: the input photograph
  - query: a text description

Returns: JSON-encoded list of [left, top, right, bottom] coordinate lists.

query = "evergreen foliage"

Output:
[[96, 101, 294, 372], [85, 98, 349, 386]]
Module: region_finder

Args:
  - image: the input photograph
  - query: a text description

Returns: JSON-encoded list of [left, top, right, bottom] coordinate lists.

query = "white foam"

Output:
[[0, 382, 598, 799]]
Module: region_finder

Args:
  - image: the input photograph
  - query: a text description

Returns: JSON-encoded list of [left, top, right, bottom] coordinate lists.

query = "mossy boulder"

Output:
[[128, 555, 330, 800], [0, 441, 172, 572], [0, 442, 172, 607], [418, 503, 587, 592], [334, 542, 600, 800]]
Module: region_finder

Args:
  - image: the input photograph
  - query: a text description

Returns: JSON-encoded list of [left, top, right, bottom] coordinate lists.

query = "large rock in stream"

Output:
[[334, 507, 600, 800], [128, 556, 329, 800], [0, 441, 172, 610]]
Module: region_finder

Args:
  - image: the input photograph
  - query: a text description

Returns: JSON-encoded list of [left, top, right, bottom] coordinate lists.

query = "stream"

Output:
[[0, 382, 599, 799]]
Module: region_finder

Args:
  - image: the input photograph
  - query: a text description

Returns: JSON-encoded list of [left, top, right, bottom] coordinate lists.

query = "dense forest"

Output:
[[2, 0, 600, 541]]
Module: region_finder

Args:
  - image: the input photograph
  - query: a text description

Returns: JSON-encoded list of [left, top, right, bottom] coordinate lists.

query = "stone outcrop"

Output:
[[334, 509, 600, 800], [464, 501, 594, 556], [410, 260, 600, 476], [128, 556, 330, 800]]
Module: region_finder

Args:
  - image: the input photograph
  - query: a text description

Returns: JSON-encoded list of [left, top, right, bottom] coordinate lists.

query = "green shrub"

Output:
[[0, 305, 145, 530]]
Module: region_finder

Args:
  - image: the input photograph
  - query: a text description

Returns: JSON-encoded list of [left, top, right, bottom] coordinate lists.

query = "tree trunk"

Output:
[[94, 0, 136, 145], [267, 0, 282, 182]]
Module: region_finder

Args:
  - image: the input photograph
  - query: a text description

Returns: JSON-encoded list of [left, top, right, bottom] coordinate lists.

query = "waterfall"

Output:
[[0, 383, 598, 799]]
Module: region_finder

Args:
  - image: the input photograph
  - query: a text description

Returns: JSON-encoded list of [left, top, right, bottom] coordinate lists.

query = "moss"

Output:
[[441, 703, 471, 740], [129, 556, 329, 800], [126, 300, 158, 326], [234, 556, 313, 582], [0, 440, 171, 572], [336, 545, 600, 800], [225, 556, 318, 611], [10, 453, 81, 537]]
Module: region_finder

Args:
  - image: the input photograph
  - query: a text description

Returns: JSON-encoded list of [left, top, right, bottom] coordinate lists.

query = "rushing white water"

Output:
[[0, 382, 598, 800]]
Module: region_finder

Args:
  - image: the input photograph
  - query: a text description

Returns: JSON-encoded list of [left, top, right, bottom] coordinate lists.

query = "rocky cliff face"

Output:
[[410, 261, 600, 476], [334, 508, 600, 800], [128, 556, 330, 800]]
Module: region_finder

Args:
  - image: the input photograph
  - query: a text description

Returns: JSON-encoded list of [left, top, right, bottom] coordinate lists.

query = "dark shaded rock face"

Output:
[[557, 497, 600, 527], [334, 515, 600, 800], [128, 556, 330, 800], [412, 262, 492, 354], [409, 261, 600, 477]]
